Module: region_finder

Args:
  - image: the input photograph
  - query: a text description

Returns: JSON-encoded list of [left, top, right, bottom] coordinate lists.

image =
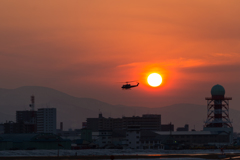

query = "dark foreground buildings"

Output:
[[4, 96, 57, 134], [0, 85, 234, 150], [0, 133, 71, 150], [84, 84, 234, 149], [87, 114, 173, 132]]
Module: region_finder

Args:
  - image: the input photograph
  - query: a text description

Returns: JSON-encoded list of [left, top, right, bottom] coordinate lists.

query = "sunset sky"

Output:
[[0, 0, 240, 109]]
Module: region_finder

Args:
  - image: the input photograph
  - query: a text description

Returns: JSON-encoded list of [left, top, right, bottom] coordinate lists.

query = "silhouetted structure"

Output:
[[60, 122, 63, 131], [81, 128, 92, 142], [16, 110, 37, 133], [37, 108, 56, 134], [154, 85, 233, 146], [204, 84, 233, 144], [4, 121, 25, 134], [177, 124, 189, 131], [0, 133, 71, 150], [5, 96, 57, 134], [155, 131, 230, 145], [86, 114, 162, 131], [205, 84, 232, 128], [161, 123, 174, 131]]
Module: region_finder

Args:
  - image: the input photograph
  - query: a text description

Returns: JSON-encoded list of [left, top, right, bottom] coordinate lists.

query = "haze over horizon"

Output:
[[1, 85, 240, 131], [0, 1, 240, 109]]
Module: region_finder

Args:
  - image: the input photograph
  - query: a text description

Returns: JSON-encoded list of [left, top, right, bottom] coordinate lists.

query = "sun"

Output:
[[147, 73, 162, 87]]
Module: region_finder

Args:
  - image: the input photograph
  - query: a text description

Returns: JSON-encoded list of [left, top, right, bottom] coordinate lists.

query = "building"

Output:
[[86, 117, 99, 131], [16, 110, 37, 133], [155, 131, 230, 145], [154, 84, 234, 146], [126, 125, 141, 149], [81, 128, 92, 142], [177, 124, 189, 131], [0, 133, 71, 150], [56, 129, 81, 140], [123, 114, 161, 130], [0, 124, 4, 134], [3, 121, 25, 134], [140, 130, 163, 149], [161, 123, 174, 131], [4, 96, 57, 134], [5, 96, 38, 134], [86, 114, 162, 131], [111, 130, 127, 148], [97, 130, 113, 148], [94, 129, 164, 149], [37, 108, 56, 134], [16, 110, 37, 123]]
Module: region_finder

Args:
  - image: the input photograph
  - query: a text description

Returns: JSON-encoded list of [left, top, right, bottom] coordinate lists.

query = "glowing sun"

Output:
[[147, 73, 162, 87]]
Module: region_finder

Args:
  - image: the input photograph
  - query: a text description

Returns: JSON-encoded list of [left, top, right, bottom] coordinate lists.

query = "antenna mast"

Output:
[[30, 95, 35, 111]]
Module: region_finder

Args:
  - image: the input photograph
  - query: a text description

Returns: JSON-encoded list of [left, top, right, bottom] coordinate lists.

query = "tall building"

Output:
[[16, 110, 37, 133], [37, 108, 56, 134]]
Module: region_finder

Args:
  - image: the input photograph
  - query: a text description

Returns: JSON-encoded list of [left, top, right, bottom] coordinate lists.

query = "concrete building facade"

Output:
[[126, 126, 141, 149], [16, 110, 37, 133], [87, 114, 162, 131], [37, 108, 56, 134]]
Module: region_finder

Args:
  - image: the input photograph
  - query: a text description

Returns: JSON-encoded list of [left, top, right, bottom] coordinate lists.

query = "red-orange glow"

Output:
[[147, 73, 162, 87], [0, 0, 240, 108]]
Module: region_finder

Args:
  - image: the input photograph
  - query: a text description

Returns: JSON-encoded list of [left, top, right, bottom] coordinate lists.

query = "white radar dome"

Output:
[[211, 84, 225, 96]]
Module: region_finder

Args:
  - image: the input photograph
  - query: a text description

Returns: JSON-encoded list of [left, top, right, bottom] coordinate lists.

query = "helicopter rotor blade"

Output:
[[117, 80, 139, 83]]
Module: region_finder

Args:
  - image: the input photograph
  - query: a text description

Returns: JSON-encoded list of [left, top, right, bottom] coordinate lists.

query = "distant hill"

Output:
[[0, 86, 239, 132]]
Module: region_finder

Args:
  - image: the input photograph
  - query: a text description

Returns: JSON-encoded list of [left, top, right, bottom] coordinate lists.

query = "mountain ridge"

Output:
[[0, 86, 239, 132]]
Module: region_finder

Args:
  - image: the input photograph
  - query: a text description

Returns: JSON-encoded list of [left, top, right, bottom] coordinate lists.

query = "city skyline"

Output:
[[0, 1, 240, 109]]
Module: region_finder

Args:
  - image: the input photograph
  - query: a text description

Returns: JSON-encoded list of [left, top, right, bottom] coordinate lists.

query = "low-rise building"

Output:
[[0, 133, 71, 150], [126, 125, 141, 149], [155, 131, 231, 146], [97, 130, 112, 148], [86, 114, 162, 131], [177, 124, 189, 131]]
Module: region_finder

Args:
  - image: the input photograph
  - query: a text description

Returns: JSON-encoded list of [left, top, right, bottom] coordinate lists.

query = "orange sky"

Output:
[[0, 0, 240, 108]]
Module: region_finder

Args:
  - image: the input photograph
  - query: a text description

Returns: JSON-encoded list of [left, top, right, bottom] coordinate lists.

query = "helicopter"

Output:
[[121, 81, 139, 90]]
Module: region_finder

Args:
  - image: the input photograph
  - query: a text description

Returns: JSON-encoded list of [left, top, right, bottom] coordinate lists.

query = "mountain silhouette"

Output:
[[0, 86, 239, 132]]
